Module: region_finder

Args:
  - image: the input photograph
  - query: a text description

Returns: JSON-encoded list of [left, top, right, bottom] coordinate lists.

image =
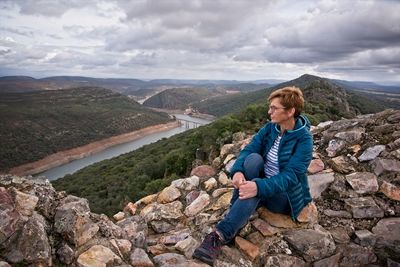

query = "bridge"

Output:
[[176, 118, 204, 129]]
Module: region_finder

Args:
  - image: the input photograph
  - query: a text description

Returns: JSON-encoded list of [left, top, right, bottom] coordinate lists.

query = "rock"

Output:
[[251, 218, 280, 236], [326, 139, 346, 157], [111, 238, 132, 256], [313, 253, 341, 267], [0, 187, 20, 244], [96, 214, 124, 239], [372, 218, 400, 255], [220, 144, 235, 158], [147, 244, 170, 256], [296, 202, 318, 223], [354, 229, 376, 247], [218, 172, 230, 186], [345, 172, 379, 194], [264, 255, 306, 267], [116, 215, 148, 240], [337, 243, 377, 266], [140, 201, 184, 222], [190, 165, 216, 181], [77, 245, 122, 267], [54, 200, 99, 247], [232, 132, 247, 142], [329, 227, 350, 244], [218, 245, 253, 267], [239, 222, 252, 237], [153, 253, 188, 267], [171, 176, 199, 191], [18, 212, 51, 265], [113, 211, 125, 221], [329, 155, 355, 174], [135, 231, 148, 248], [247, 231, 264, 247], [13, 190, 39, 217], [308, 159, 324, 174], [234, 236, 259, 261], [212, 188, 232, 198], [159, 229, 190, 245], [130, 248, 154, 267], [284, 227, 336, 262], [350, 144, 361, 154], [344, 197, 384, 218], [57, 243, 75, 265], [258, 207, 297, 228], [371, 158, 400, 176], [359, 145, 386, 162], [317, 120, 334, 128], [135, 194, 158, 206], [212, 157, 222, 169], [158, 186, 181, 204], [31, 183, 58, 219], [392, 148, 400, 160], [204, 177, 218, 191], [334, 129, 364, 143], [150, 220, 175, 234], [185, 190, 200, 205], [174, 236, 199, 259], [123, 202, 137, 215], [184, 191, 210, 217], [208, 191, 232, 211], [380, 181, 400, 201], [323, 209, 352, 218], [308, 172, 335, 199]]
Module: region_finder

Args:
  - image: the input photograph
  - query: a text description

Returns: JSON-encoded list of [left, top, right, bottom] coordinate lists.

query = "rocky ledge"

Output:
[[1, 109, 400, 266]]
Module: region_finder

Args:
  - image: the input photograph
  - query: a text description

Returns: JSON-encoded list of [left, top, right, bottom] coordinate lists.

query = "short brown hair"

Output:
[[268, 86, 304, 117]]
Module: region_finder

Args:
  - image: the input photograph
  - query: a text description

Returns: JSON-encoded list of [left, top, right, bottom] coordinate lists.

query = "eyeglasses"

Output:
[[268, 105, 287, 112]]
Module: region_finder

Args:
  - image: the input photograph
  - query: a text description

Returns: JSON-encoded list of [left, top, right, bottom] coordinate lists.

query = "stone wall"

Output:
[[1, 109, 399, 266]]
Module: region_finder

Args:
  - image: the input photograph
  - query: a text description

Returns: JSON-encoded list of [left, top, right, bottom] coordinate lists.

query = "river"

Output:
[[38, 114, 211, 181]]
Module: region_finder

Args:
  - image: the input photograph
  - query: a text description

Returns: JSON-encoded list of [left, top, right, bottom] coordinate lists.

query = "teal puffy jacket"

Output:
[[230, 115, 313, 220]]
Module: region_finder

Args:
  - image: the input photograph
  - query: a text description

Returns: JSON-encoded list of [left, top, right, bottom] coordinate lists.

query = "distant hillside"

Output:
[[0, 87, 172, 171], [193, 74, 388, 122], [192, 88, 271, 117], [331, 79, 400, 110], [142, 87, 222, 110], [0, 76, 271, 96]]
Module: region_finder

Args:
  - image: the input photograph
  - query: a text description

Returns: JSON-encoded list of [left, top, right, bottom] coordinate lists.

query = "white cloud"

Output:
[[0, 0, 399, 84]]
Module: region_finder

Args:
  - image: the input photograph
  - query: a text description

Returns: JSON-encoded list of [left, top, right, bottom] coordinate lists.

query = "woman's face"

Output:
[[268, 97, 293, 123]]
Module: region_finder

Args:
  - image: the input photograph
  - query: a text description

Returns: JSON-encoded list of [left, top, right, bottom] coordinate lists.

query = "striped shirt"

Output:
[[264, 135, 281, 178]]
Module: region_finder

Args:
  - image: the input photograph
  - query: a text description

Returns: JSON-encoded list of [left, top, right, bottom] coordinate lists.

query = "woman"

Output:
[[193, 86, 313, 265]]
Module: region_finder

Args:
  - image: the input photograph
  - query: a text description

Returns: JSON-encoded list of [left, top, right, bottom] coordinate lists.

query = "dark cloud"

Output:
[[2, 0, 96, 17], [0, 0, 399, 83]]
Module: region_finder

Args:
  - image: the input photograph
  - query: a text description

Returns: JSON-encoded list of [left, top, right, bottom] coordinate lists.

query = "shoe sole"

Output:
[[192, 248, 214, 265]]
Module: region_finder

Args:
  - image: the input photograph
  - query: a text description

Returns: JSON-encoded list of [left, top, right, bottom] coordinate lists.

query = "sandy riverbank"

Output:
[[9, 121, 180, 176]]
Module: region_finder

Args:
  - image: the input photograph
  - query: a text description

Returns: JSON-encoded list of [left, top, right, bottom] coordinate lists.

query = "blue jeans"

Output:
[[216, 153, 290, 243]]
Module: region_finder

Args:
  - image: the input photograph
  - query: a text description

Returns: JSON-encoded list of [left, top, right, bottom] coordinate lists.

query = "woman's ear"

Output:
[[287, 107, 296, 117]]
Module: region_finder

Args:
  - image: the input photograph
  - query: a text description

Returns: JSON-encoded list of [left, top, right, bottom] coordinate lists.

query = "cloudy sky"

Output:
[[0, 0, 399, 84]]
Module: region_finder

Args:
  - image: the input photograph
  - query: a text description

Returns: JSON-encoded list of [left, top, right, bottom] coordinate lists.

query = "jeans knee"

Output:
[[243, 153, 264, 179]]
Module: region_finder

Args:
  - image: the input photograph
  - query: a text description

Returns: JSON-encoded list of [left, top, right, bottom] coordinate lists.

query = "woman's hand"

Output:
[[232, 172, 245, 189], [238, 181, 258, 199]]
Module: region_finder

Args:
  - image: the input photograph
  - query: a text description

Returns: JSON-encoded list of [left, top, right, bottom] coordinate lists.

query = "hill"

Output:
[[192, 74, 388, 121], [0, 87, 172, 171], [142, 87, 223, 110]]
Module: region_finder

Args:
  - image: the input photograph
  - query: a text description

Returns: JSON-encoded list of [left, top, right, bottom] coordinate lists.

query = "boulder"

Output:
[[77, 245, 122, 267], [284, 227, 336, 262]]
